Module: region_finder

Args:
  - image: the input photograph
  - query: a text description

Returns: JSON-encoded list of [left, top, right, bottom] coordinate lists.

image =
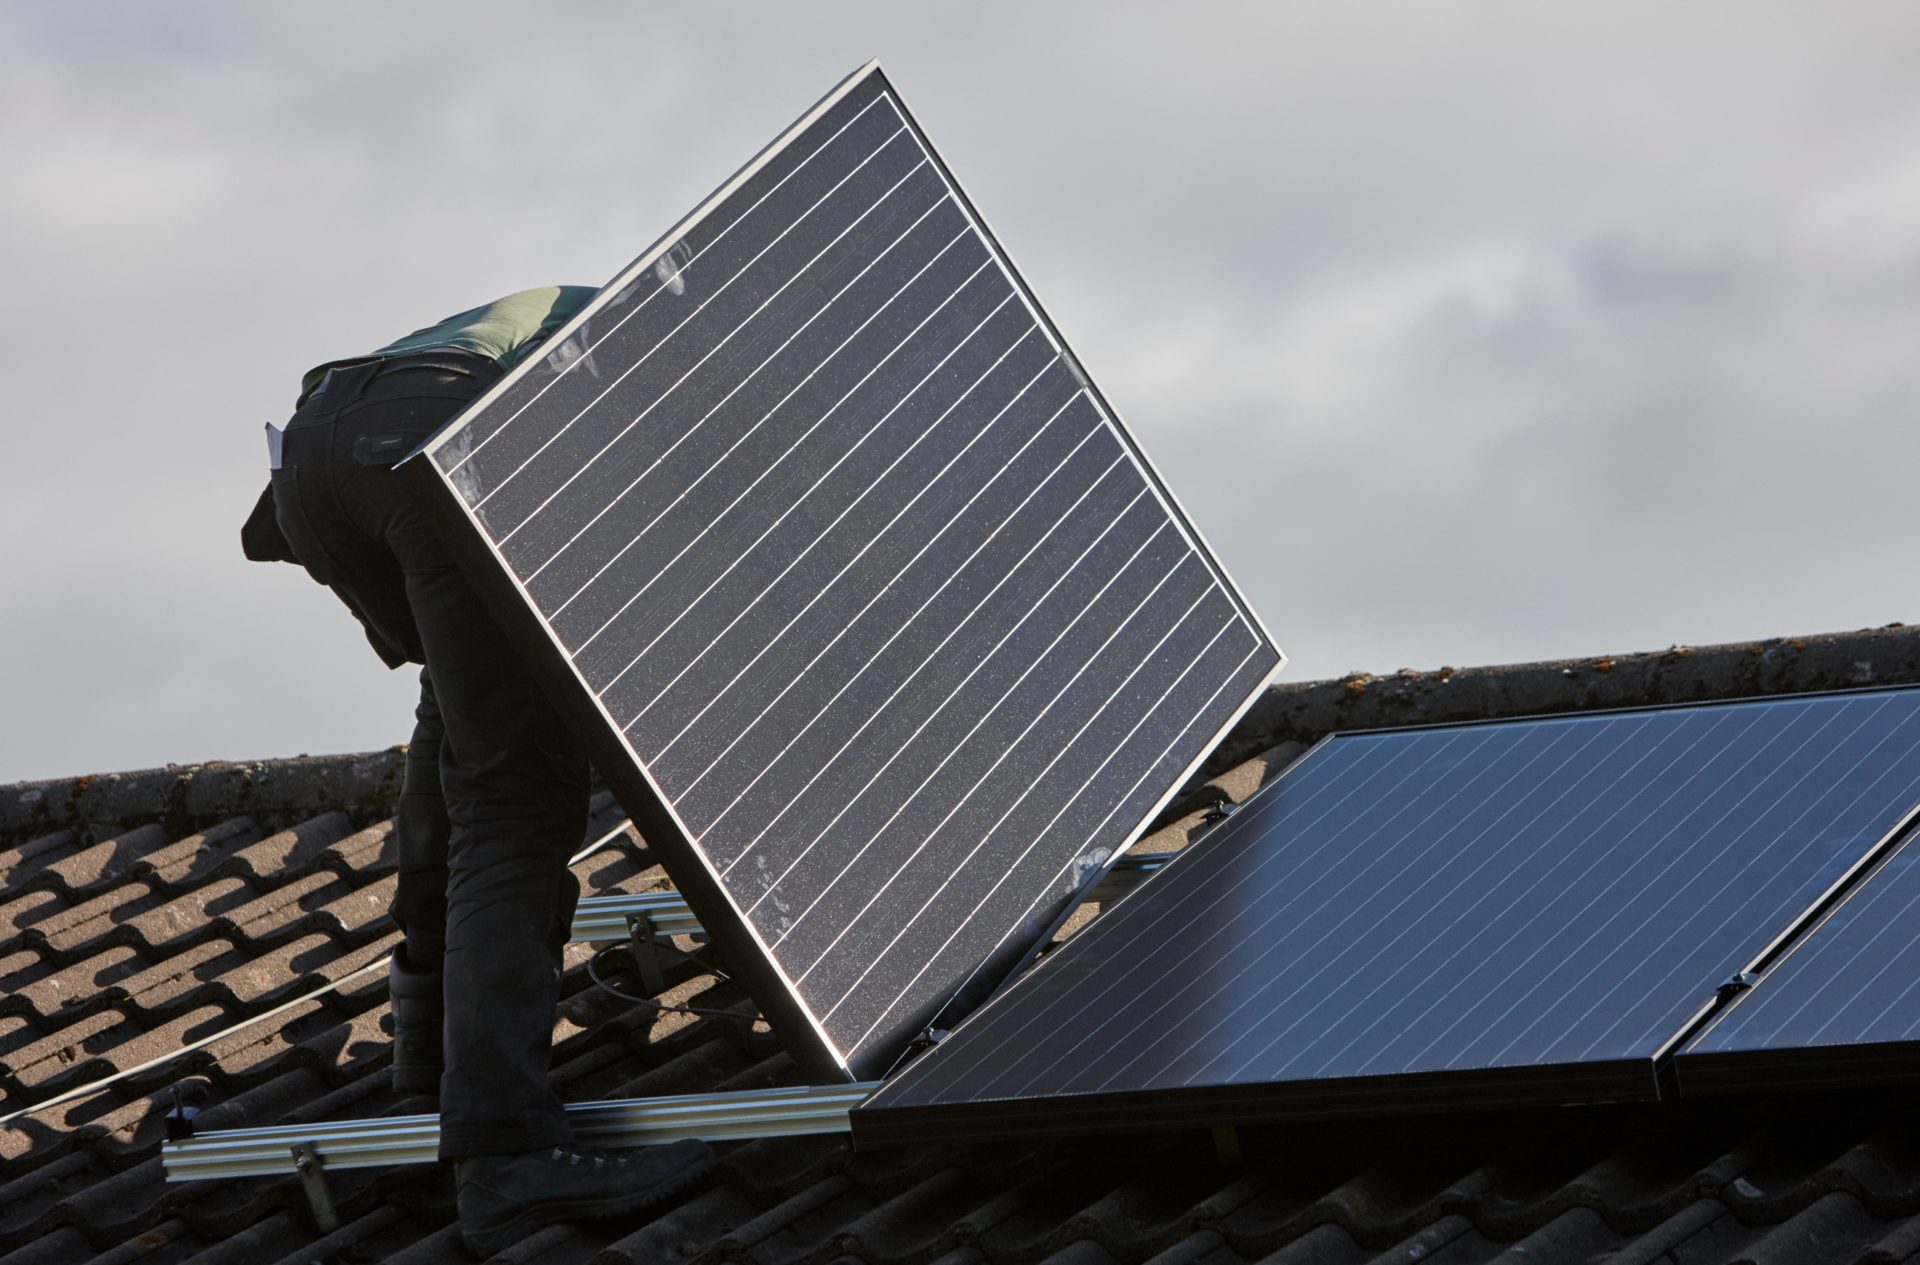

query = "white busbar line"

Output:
[[805, 543, 1198, 1000], [491, 146, 929, 539], [523, 204, 966, 586], [841, 628, 1255, 1050], [711, 410, 1097, 883], [784, 504, 1174, 968], [586, 257, 1002, 698], [574, 253, 994, 669], [468, 119, 907, 489], [448, 92, 891, 472], [621, 266, 1038, 739], [742, 448, 1132, 922], [546, 225, 986, 621], [672, 371, 1079, 813]]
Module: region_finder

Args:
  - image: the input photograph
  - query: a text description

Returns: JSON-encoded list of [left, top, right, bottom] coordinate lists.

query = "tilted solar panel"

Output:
[[852, 688, 1920, 1142], [403, 63, 1283, 1080], [1678, 826, 1920, 1092]]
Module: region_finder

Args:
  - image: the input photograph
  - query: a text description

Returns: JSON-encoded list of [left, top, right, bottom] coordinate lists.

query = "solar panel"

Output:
[[403, 62, 1283, 1081], [851, 688, 1920, 1142], [1678, 825, 1920, 1093]]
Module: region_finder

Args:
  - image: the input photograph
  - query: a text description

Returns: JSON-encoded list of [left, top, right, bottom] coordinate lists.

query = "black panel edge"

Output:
[[1649, 794, 1920, 1099], [1736, 798, 1920, 980], [868, 66, 1282, 663], [398, 457, 853, 1084], [1676, 1042, 1920, 1096], [849, 1057, 1656, 1148], [1323, 681, 1920, 742]]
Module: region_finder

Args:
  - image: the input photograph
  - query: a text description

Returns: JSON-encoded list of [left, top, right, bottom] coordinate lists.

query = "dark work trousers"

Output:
[[269, 353, 588, 1158]]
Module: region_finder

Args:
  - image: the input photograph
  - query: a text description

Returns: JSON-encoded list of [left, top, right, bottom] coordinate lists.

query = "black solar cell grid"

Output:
[[853, 687, 1920, 1140], [409, 63, 1283, 1079]]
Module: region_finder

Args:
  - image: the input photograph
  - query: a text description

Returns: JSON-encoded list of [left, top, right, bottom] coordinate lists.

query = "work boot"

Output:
[[387, 946, 445, 1098], [455, 1138, 715, 1257]]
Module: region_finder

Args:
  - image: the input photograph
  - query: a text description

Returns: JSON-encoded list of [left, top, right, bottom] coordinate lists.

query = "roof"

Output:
[[5, 624, 1920, 1265]]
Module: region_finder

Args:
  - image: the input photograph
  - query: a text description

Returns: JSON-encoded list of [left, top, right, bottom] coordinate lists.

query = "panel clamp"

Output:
[[1198, 800, 1239, 827], [626, 913, 668, 996], [1716, 971, 1760, 1001], [160, 1084, 198, 1141]]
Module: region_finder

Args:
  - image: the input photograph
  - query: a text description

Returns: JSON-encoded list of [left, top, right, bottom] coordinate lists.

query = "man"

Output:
[[242, 287, 713, 1258]]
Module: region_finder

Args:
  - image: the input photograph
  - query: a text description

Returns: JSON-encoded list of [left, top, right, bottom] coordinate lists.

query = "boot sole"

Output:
[[460, 1147, 716, 1259]]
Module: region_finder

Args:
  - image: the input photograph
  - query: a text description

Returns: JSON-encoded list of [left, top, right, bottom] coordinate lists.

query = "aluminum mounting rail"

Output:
[[163, 1082, 882, 1181], [570, 849, 1177, 943], [163, 848, 1184, 1184], [572, 888, 706, 941]]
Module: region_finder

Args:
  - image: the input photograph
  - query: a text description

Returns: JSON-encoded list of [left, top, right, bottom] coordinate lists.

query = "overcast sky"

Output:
[[5, 3, 1919, 782]]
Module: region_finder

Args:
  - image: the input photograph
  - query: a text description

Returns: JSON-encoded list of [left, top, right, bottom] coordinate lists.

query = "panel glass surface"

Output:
[[415, 65, 1283, 1077], [1682, 828, 1920, 1066], [859, 688, 1920, 1127]]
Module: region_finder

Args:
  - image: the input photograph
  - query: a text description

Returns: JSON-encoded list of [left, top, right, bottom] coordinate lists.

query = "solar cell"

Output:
[[403, 62, 1283, 1080], [852, 688, 1920, 1142], [1678, 825, 1920, 1092]]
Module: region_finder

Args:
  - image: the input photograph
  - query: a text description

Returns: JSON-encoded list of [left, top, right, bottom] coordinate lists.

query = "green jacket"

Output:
[[297, 285, 597, 405]]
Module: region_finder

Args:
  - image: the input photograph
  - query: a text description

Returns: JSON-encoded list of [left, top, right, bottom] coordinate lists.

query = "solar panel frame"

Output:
[[1676, 816, 1920, 1094], [851, 686, 1920, 1142], [398, 61, 1284, 1082]]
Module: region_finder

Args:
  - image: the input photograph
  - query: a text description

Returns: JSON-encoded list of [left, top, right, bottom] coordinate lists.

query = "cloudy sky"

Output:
[[5, 3, 1919, 782]]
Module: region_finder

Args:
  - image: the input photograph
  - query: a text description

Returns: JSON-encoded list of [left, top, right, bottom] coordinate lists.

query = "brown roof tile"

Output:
[[6, 626, 1920, 1264]]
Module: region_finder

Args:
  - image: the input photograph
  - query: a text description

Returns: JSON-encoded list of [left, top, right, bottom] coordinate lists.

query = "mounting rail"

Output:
[[163, 1082, 880, 1181], [162, 846, 1183, 1189], [569, 848, 1174, 943]]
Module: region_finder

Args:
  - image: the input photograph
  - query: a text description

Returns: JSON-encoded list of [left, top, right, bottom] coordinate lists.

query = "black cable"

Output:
[[584, 946, 759, 1021], [681, 947, 733, 983]]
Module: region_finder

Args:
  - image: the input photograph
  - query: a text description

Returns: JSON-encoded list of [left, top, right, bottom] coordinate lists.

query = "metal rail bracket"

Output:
[[626, 912, 668, 995], [291, 1141, 340, 1232]]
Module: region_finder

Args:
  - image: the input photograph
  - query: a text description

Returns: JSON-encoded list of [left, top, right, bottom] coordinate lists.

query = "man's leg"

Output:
[[396, 542, 588, 1157], [388, 669, 452, 1096], [271, 359, 712, 1255]]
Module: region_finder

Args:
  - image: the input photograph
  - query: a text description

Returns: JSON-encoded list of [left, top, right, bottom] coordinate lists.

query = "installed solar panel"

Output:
[[852, 688, 1920, 1142], [1678, 826, 1920, 1092], [404, 62, 1283, 1080]]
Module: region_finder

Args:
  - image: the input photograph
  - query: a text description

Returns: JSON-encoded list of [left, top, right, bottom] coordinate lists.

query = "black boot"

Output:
[[455, 1138, 714, 1257], [387, 946, 445, 1098]]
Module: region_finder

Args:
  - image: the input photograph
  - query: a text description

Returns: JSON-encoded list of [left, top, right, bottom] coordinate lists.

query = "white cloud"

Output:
[[4, 1, 1920, 778]]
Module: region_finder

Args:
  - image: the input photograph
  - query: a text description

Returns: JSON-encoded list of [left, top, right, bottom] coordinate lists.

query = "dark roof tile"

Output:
[[710, 1172, 869, 1264], [1247, 1221, 1364, 1265], [1481, 1208, 1623, 1265], [6, 627, 1920, 1264], [1031, 1240, 1124, 1265], [1741, 1191, 1905, 1265], [0, 1225, 92, 1265], [1860, 1214, 1920, 1264], [259, 1205, 415, 1265], [593, 1185, 765, 1265], [1138, 1229, 1238, 1265]]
